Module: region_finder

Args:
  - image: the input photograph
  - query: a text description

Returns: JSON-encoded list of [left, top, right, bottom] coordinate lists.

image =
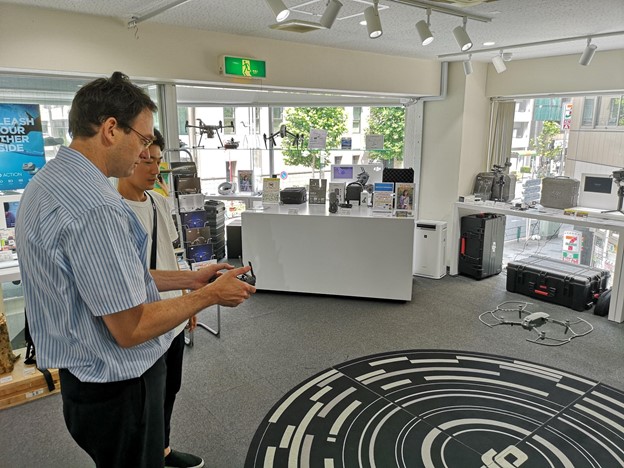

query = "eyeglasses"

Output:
[[126, 126, 154, 149]]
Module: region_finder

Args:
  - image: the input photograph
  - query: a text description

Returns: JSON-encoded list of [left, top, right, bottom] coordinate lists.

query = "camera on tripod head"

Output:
[[612, 169, 624, 185]]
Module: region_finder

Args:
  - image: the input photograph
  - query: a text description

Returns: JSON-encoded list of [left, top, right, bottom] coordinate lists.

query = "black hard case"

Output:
[[204, 199, 226, 215], [506, 255, 610, 311], [280, 187, 307, 204], [382, 168, 414, 184], [458, 213, 506, 279]]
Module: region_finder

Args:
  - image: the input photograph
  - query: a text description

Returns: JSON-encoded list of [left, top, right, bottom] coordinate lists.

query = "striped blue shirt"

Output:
[[15, 146, 173, 382]]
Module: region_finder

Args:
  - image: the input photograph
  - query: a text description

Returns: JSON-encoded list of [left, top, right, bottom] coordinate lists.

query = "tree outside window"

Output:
[[282, 107, 347, 169], [366, 107, 405, 168]]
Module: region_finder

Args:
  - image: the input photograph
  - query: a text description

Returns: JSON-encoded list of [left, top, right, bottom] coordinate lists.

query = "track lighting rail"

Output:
[[387, 0, 492, 23], [438, 29, 624, 59]]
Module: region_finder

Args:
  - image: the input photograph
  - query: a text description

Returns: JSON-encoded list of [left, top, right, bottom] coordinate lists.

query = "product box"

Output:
[[308, 179, 327, 204], [328, 182, 345, 204], [0, 351, 60, 410]]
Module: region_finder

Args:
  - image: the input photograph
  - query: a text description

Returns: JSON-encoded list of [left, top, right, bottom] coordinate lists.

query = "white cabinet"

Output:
[[241, 205, 414, 301]]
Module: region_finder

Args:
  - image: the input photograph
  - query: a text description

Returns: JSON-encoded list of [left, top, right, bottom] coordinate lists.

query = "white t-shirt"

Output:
[[124, 191, 186, 337]]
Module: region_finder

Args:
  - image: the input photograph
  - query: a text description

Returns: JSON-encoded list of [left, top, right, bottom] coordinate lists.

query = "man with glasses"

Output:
[[16, 72, 255, 468], [117, 129, 203, 468]]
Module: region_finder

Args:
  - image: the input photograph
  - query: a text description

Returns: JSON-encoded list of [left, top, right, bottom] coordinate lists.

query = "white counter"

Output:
[[450, 201, 624, 323], [241, 204, 414, 301]]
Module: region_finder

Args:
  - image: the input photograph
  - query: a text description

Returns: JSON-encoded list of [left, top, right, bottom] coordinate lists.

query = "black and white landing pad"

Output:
[[246, 350, 624, 467]]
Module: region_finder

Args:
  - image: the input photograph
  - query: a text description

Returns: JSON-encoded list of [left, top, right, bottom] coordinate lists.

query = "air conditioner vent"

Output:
[[270, 20, 326, 33]]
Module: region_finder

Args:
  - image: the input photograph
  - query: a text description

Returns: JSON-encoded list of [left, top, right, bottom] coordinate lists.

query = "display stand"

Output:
[[196, 305, 221, 337], [602, 185, 624, 215]]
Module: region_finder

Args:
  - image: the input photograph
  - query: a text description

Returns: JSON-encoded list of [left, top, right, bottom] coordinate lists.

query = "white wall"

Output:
[[0, 4, 442, 99], [418, 62, 490, 222], [485, 50, 624, 97]]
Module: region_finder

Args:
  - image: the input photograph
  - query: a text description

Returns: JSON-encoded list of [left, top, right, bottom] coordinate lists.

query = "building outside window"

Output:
[[271, 107, 283, 131], [581, 97, 596, 126], [223, 107, 235, 134], [352, 106, 362, 133]]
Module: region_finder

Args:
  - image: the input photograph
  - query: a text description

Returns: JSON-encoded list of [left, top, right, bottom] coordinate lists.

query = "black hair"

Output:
[[68, 71, 157, 138], [153, 128, 165, 151]]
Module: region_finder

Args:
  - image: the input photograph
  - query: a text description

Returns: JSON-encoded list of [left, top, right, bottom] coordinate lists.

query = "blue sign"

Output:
[[0, 104, 45, 189]]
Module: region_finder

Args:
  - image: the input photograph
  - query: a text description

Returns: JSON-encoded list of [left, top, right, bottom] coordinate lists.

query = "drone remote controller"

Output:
[[237, 261, 256, 286]]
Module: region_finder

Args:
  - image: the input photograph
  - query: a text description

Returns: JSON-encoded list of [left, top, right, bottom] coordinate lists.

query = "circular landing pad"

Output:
[[246, 349, 624, 467]]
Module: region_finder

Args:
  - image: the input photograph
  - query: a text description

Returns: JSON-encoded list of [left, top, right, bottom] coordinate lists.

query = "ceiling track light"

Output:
[[492, 51, 507, 73], [364, 1, 383, 39], [453, 17, 473, 52], [579, 38, 597, 66], [415, 8, 434, 46], [438, 30, 624, 60], [320, 0, 343, 29], [463, 54, 473, 76], [265, 0, 290, 22]]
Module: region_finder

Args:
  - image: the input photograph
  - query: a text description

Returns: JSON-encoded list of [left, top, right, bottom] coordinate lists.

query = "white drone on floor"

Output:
[[479, 301, 594, 346]]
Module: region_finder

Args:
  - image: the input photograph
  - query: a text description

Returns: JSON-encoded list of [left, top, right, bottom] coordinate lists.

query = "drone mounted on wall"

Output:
[[263, 124, 303, 150], [185, 119, 234, 148], [479, 301, 593, 346]]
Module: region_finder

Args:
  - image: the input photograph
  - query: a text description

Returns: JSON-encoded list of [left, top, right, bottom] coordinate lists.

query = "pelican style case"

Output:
[[506, 255, 610, 311], [458, 213, 506, 279]]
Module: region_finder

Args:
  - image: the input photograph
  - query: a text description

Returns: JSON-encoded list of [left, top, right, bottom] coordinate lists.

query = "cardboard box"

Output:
[[0, 349, 60, 410]]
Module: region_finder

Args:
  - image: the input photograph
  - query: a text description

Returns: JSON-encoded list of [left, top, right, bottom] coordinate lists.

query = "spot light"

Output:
[[265, 0, 290, 22], [579, 38, 597, 66], [320, 0, 343, 29], [453, 17, 472, 52], [492, 51, 507, 73], [364, 1, 382, 39], [415, 8, 434, 46], [463, 55, 473, 76]]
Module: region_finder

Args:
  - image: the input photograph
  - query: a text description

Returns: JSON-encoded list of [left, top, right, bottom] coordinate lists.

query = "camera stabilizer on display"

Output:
[[602, 169, 624, 215], [263, 124, 303, 150]]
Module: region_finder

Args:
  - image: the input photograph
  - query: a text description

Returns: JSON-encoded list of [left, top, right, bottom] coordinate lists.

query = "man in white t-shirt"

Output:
[[118, 129, 203, 468]]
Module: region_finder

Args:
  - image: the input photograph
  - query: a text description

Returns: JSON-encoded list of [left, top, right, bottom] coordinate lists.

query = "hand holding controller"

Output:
[[237, 261, 256, 286]]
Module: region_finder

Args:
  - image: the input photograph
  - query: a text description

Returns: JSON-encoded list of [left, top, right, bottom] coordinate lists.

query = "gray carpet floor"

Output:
[[1, 270, 623, 467]]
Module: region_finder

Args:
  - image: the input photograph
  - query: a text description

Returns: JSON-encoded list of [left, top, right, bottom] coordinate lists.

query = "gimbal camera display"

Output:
[[263, 124, 303, 150], [602, 168, 624, 215], [185, 119, 234, 148]]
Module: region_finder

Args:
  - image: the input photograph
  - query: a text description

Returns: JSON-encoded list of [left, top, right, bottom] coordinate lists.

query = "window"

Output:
[[178, 107, 188, 135], [271, 107, 283, 131], [513, 122, 527, 139], [581, 98, 596, 126], [352, 106, 362, 133], [223, 107, 235, 134], [516, 100, 529, 113], [607, 96, 624, 126], [254, 107, 261, 134]]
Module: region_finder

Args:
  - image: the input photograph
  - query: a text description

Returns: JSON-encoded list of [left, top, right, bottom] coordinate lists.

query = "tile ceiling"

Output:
[[3, 0, 624, 62]]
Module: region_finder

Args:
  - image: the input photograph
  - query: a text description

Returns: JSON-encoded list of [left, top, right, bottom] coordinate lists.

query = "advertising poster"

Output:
[[0, 104, 45, 190]]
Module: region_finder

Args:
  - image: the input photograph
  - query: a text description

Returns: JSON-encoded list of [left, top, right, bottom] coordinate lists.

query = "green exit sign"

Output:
[[221, 56, 266, 79]]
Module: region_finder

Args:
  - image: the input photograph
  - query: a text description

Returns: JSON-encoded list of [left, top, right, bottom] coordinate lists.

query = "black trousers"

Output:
[[59, 356, 166, 468], [164, 331, 185, 448]]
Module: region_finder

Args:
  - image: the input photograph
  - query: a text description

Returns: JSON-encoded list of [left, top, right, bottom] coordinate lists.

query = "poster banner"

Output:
[[0, 104, 45, 190]]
